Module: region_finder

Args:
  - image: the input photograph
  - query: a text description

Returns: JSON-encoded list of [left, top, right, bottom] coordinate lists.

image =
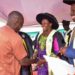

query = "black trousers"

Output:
[[20, 65, 32, 75]]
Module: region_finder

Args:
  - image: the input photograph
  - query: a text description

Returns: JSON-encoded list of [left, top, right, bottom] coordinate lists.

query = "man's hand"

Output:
[[60, 47, 67, 55], [20, 56, 36, 66]]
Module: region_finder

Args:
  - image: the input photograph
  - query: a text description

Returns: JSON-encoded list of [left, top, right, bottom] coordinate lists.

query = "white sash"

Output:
[[46, 30, 56, 56]]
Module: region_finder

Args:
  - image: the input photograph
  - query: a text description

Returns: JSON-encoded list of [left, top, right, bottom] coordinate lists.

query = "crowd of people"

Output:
[[0, 0, 75, 75]]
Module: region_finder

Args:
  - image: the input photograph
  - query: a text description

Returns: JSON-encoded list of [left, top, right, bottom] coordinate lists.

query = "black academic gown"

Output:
[[19, 31, 33, 75]]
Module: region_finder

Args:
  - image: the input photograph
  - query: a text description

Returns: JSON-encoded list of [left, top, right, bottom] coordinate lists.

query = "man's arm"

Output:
[[13, 36, 36, 66]]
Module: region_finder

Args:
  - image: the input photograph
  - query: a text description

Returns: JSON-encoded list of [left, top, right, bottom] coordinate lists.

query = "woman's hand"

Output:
[[37, 59, 46, 66]]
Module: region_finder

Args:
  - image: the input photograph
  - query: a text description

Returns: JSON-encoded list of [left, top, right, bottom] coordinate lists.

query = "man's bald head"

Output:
[[7, 11, 24, 32]]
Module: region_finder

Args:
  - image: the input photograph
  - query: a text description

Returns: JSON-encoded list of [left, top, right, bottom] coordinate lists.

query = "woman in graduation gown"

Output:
[[32, 13, 66, 75]]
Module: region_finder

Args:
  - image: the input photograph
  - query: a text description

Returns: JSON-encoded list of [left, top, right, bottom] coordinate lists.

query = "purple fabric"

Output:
[[38, 67, 48, 75], [36, 43, 48, 75]]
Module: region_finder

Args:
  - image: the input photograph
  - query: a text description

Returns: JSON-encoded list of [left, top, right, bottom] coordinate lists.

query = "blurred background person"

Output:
[[62, 20, 72, 47]]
